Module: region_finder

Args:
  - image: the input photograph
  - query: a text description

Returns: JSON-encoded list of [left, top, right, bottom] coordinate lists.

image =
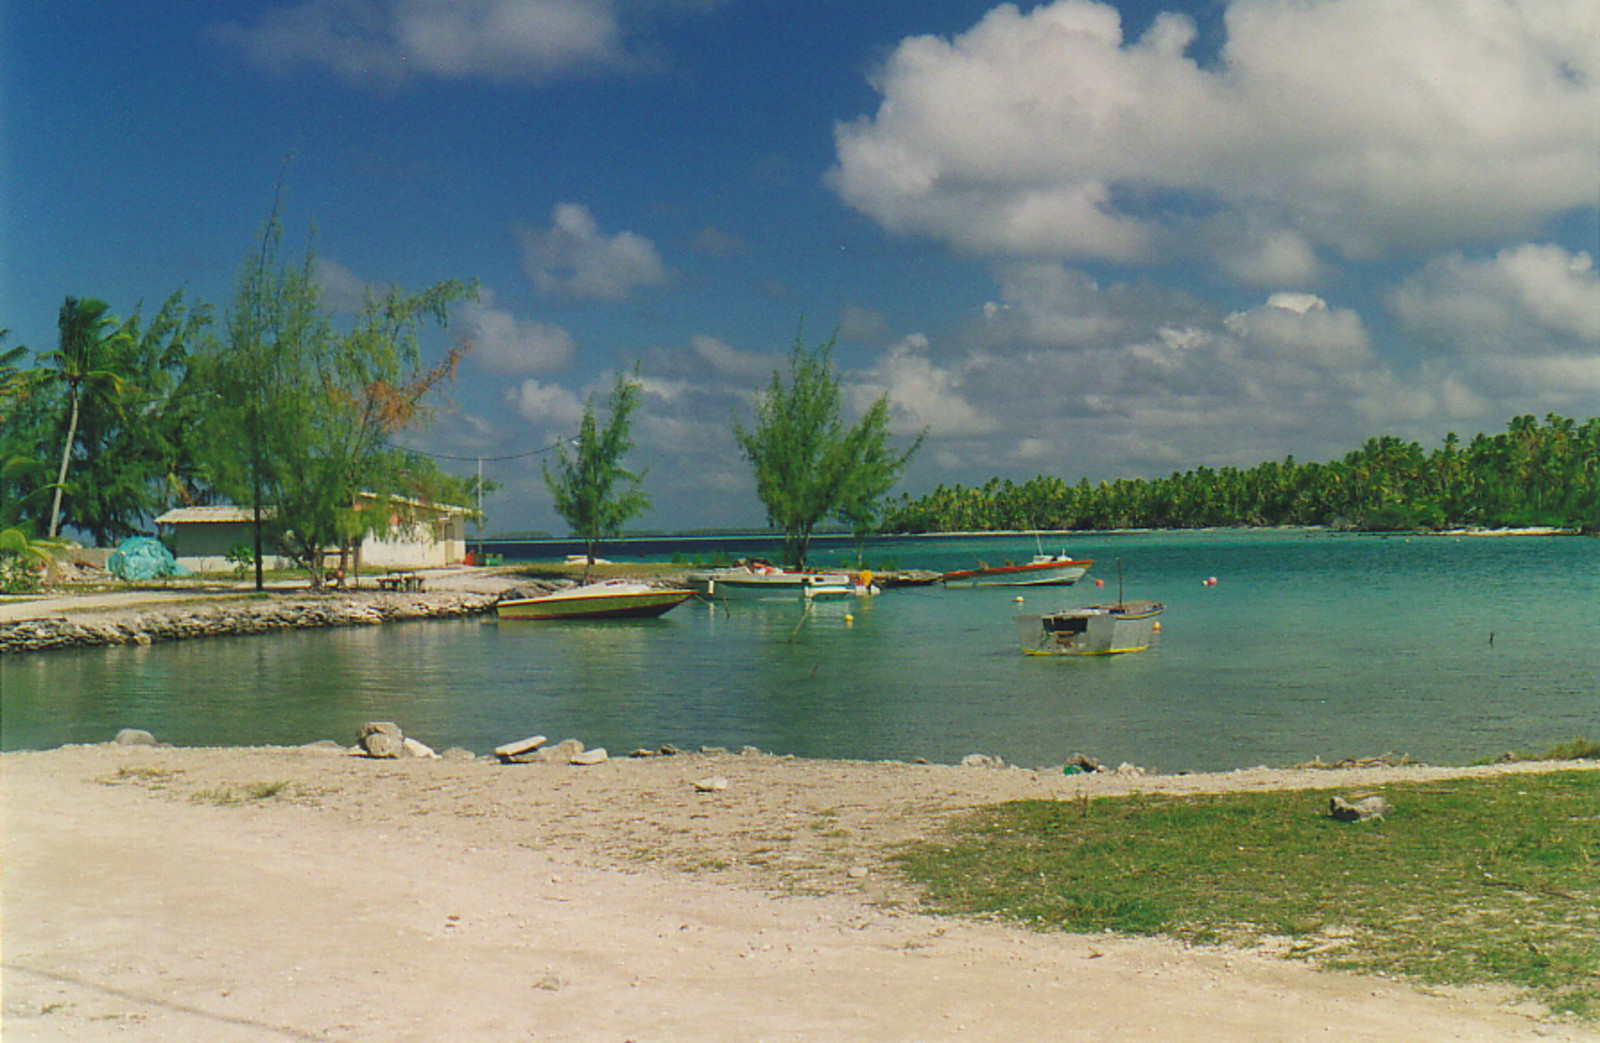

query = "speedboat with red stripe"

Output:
[[496, 580, 695, 620]]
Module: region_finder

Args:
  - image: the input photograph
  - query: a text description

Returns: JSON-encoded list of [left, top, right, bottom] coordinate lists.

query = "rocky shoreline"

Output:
[[0, 566, 946, 655], [0, 585, 517, 655]]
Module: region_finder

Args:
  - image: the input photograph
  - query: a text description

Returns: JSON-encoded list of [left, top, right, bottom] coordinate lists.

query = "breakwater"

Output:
[[0, 590, 501, 655]]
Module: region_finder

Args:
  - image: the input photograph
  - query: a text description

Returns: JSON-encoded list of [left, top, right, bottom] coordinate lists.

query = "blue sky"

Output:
[[4, 0, 1597, 534]]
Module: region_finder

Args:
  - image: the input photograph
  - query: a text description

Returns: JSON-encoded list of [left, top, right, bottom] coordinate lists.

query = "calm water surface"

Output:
[[3, 532, 1596, 772]]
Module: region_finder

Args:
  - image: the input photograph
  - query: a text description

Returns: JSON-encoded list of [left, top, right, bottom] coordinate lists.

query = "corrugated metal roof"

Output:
[[155, 505, 270, 524], [355, 492, 471, 515]]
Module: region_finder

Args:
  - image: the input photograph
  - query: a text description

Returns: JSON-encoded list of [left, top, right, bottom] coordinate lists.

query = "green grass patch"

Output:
[[1471, 738, 1600, 766], [898, 772, 1600, 1017], [1522, 739, 1600, 762]]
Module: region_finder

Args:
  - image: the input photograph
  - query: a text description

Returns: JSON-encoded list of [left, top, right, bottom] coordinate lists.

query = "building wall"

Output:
[[169, 520, 293, 574], [168, 515, 467, 573], [360, 523, 448, 569]]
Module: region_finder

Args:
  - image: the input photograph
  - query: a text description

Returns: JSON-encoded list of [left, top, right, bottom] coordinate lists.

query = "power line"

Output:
[[394, 438, 571, 539], [395, 439, 568, 463]]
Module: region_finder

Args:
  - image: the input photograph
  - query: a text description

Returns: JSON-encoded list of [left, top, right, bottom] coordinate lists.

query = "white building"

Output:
[[156, 494, 471, 574]]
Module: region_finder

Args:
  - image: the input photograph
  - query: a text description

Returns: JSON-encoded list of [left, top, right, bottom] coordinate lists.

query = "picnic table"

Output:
[[375, 572, 425, 592]]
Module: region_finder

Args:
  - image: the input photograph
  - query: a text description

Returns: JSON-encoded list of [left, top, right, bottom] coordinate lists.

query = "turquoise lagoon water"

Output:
[[2, 531, 1595, 772]]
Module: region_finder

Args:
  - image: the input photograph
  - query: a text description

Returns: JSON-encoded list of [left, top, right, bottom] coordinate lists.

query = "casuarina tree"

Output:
[[734, 330, 920, 568], [543, 369, 652, 581]]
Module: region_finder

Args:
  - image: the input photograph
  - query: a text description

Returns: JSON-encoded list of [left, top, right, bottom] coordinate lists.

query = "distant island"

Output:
[[879, 414, 1597, 535]]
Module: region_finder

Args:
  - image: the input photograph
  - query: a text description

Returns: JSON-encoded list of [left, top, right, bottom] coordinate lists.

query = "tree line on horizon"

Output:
[[879, 414, 1600, 535]]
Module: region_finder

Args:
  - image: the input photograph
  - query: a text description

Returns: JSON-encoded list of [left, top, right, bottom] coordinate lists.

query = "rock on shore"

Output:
[[0, 590, 500, 654]]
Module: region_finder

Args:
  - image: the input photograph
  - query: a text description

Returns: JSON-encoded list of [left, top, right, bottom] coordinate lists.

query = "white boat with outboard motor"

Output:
[[685, 561, 876, 600]]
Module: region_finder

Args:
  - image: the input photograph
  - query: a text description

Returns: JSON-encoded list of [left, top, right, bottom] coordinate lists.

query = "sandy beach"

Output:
[[5, 739, 1598, 1042]]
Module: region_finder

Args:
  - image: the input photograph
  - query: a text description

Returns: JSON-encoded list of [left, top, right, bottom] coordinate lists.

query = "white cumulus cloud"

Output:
[[830, 0, 1598, 270], [1389, 243, 1600, 401], [312, 258, 373, 311], [459, 292, 576, 375], [852, 334, 996, 437], [907, 264, 1410, 476], [507, 377, 585, 427], [1222, 293, 1374, 371], [214, 0, 635, 85], [688, 333, 774, 381], [520, 202, 669, 301]]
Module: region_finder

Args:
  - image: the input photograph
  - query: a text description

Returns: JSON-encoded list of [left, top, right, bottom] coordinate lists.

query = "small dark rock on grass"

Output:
[[1329, 794, 1392, 822]]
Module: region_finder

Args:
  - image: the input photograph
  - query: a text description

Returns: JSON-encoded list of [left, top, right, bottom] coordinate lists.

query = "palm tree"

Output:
[[0, 331, 28, 403], [39, 298, 128, 539]]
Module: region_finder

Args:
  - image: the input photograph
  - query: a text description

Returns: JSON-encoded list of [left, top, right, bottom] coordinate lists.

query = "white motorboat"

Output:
[[684, 561, 870, 600]]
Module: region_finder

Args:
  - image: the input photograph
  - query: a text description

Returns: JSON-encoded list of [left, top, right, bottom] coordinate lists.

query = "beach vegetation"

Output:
[[16, 295, 213, 546], [98, 766, 181, 788], [543, 368, 651, 581], [190, 780, 291, 804], [0, 330, 48, 532], [225, 542, 255, 582], [0, 527, 69, 593], [242, 779, 291, 800], [734, 329, 921, 567], [899, 771, 1600, 1017], [1537, 739, 1600, 761], [881, 413, 1600, 535], [1488, 738, 1600, 763]]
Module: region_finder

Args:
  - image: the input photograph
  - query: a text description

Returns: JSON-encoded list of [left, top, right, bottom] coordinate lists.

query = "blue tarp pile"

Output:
[[108, 537, 191, 581]]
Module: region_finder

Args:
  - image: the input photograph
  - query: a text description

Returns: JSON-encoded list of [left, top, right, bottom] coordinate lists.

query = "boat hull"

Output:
[[1014, 600, 1163, 655], [685, 567, 859, 600], [942, 555, 1091, 587], [496, 584, 694, 621]]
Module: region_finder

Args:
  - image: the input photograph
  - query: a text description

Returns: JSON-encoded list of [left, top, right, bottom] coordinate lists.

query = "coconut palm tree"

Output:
[[38, 298, 129, 539]]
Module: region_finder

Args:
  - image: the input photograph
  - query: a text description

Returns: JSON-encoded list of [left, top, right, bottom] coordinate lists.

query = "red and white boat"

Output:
[[940, 553, 1092, 587]]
